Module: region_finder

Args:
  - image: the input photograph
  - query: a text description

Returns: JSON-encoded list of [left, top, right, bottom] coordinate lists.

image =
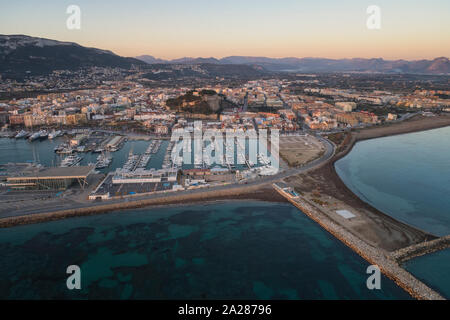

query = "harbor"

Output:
[[0, 129, 283, 203], [0, 131, 169, 174], [1, 118, 450, 300]]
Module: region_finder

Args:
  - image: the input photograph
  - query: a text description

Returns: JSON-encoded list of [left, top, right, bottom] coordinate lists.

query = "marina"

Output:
[[1, 129, 280, 201], [0, 133, 169, 174], [60, 154, 83, 167]]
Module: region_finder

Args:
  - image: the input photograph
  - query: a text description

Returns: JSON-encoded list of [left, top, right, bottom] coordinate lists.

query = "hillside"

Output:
[[166, 90, 223, 115], [0, 35, 146, 78]]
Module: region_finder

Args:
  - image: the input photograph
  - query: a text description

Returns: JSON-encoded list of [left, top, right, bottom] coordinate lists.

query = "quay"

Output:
[[273, 183, 445, 300]]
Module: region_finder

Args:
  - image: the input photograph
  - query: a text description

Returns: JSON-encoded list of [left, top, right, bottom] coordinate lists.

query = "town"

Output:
[[0, 70, 449, 206]]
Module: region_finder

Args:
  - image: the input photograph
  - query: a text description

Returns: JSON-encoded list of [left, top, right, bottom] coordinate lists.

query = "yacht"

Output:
[[145, 141, 155, 155], [29, 130, 49, 141], [95, 152, 113, 169], [92, 148, 105, 153], [49, 130, 62, 139], [60, 155, 83, 167], [76, 145, 86, 153], [29, 132, 41, 141], [39, 130, 49, 140], [15, 130, 29, 139], [122, 151, 139, 171]]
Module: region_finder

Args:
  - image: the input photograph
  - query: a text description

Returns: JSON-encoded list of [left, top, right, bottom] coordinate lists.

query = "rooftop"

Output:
[[8, 166, 95, 180]]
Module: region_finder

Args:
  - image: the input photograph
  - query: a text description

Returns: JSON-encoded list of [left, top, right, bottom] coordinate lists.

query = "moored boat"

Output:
[[28, 132, 41, 141], [60, 154, 83, 167], [15, 130, 29, 139]]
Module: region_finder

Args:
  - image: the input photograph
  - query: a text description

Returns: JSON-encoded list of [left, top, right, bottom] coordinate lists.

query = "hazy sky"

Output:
[[1, 0, 449, 60]]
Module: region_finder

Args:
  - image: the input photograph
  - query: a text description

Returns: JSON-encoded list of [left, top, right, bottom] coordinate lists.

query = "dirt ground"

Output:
[[279, 135, 325, 167]]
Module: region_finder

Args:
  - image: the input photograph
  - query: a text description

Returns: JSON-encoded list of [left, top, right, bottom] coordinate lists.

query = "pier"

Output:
[[391, 235, 450, 264], [273, 183, 445, 300]]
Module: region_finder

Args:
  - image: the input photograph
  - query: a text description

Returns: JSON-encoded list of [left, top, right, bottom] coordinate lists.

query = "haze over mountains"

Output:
[[0, 35, 448, 79], [136, 55, 450, 74]]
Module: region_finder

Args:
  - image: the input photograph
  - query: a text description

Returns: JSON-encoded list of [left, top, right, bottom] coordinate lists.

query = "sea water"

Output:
[[0, 202, 410, 300]]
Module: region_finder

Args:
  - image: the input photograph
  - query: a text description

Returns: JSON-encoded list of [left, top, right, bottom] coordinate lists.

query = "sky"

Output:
[[1, 0, 449, 60]]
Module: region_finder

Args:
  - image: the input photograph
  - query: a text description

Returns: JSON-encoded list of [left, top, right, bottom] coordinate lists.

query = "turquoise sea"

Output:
[[0, 202, 410, 300], [404, 249, 450, 298], [335, 126, 450, 298]]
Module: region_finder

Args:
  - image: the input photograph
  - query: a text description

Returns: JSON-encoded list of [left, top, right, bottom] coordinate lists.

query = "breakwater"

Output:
[[273, 186, 445, 300], [0, 184, 285, 228], [391, 235, 450, 264]]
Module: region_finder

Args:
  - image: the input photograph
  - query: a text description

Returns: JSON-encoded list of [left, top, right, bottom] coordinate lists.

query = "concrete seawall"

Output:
[[274, 186, 445, 300], [391, 235, 450, 264]]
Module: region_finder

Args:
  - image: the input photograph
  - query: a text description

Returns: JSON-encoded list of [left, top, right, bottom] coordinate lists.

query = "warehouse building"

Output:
[[6, 166, 94, 190]]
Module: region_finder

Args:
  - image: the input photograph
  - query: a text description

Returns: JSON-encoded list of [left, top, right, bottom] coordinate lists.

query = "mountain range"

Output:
[[0, 34, 145, 78], [0, 35, 448, 79], [136, 55, 450, 74]]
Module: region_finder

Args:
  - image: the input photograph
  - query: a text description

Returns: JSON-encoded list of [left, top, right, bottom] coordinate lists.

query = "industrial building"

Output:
[[106, 136, 125, 151], [6, 166, 94, 190], [89, 168, 181, 200], [112, 168, 178, 184]]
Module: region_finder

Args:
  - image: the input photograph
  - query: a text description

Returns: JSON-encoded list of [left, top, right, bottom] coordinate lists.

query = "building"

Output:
[[6, 166, 94, 190], [183, 169, 211, 177], [9, 114, 25, 126], [24, 114, 46, 127], [70, 134, 88, 146], [106, 136, 124, 150], [335, 113, 359, 126], [335, 102, 357, 112], [112, 168, 178, 184], [66, 113, 87, 125], [387, 113, 398, 121], [0, 112, 9, 125]]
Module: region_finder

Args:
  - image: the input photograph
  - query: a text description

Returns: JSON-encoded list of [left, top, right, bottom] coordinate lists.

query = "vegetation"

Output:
[[311, 198, 328, 206], [166, 91, 219, 115], [356, 104, 408, 116], [326, 132, 347, 145]]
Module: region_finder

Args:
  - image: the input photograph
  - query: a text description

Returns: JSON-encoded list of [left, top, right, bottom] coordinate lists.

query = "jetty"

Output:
[[391, 235, 450, 264], [273, 183, 445, 300]]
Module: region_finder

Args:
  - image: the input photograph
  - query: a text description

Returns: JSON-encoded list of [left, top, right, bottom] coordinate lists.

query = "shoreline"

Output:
[[333, 114, 450, 164], [1, 114, 449, 231], [274, 187, 445, 300], [280, 114, 450, 299], [0, 184, 288, 228], [0, 114, 449, 299], [328, 114, 450, 242]]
